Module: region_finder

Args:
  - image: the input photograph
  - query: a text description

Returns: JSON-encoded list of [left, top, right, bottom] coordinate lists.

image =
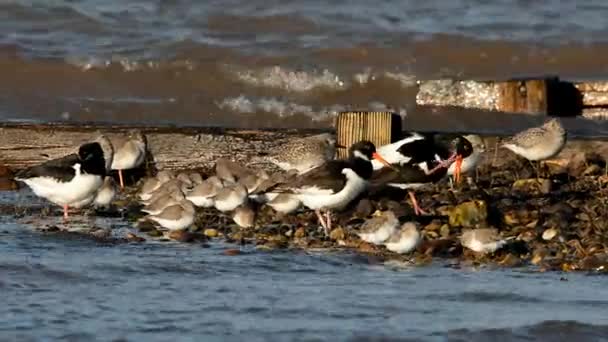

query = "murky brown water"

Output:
[[3, 1, 608, 132]]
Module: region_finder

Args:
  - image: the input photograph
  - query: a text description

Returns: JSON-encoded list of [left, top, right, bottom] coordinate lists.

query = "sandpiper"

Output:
[[186, 176, 224, 208], [370, 135, 472, 215], [142, 188, 185, 215], [232, 203, 255, 228], [141, 175, 192, 205], [213, 183, 248, 212], [145, 199, 196, 231], [447, 134, 486, 184], [15, 139, 110, 220], [111, 129, 147, 188], [215, 158, 254, 184], [239, 169, 270, 194], [357, 210, 399, 244], [266, 193, 301, 214], [139, 170, 175, 201], [92, 176, 117, 208], [263, 133, 339, 174], [270, 141, 392, 235], [188, 172, 204, 185], [502, 118, 566, 178], [460, 228, 510, 254], [383, 222, 421, 254]]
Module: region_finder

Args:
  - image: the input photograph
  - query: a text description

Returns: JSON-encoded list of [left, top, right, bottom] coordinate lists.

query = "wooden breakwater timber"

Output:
[[0, 124, 328, 172], [1, 119, 608, 176], [416, 77, 608, 119]]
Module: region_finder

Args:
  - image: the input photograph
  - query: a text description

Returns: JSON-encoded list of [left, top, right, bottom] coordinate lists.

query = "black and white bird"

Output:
[[15, 136, 112, 220], [270, 140, 391, 235], [370, 134, 473, 215]]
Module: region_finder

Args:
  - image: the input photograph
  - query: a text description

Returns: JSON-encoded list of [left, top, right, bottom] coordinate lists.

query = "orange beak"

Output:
[[372, 152, 393, 168], [454, 155, 463, 184]]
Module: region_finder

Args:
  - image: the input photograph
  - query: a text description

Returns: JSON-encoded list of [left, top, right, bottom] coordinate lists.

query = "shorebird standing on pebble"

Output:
[[92, 176, 117, 208], [111, 129, 147, 189], [232, 203, 256, 228], [141, 174, 192, 205], [383, 222, 421, 254], [142, 188, 185, 215], [262, 133, 340, 174], [269, 141, 392, 236], [215, 158, 253, 185], [501, 118, 566, 179], [370, 135, 472, 215], [15, 137, 111, 220], [186, 176, 224, 208], [213, 183, 248, 213], [460, 228, 511, 254], [144, 198, 196, 232], [357, 210, 399, 244], [139, 170, 175, 201]]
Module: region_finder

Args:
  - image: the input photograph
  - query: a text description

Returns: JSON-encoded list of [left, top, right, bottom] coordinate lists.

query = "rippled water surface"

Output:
[[2, 1, 608, 129], [1, 191, 608, 341]]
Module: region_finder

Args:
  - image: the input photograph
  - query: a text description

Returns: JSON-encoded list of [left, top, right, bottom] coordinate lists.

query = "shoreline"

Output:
[[3, 133, 608, 273]]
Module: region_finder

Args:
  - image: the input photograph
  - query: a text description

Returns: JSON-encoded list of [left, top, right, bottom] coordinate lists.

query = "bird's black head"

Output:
[[452, 136, 473, 158], [349, 140, 377, 161], [78, 142, 107, 176]]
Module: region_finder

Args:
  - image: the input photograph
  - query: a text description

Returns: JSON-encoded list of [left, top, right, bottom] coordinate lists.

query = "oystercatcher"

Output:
[[15, 137, 111, 220], [270, 140, 391, 235], [370, 135, 473, 215]]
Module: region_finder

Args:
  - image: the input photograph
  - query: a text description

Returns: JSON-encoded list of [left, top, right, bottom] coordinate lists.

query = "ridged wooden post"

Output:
[[497, 79, 548, 115], [335, 111, 398, 159]]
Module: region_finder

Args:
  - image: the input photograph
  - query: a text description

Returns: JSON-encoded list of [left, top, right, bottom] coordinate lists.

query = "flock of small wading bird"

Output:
[[13, 118, 567, 257]]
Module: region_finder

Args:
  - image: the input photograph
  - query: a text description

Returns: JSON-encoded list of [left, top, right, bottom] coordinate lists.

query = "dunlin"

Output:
[[263, 133, 338, 174], [92, 176, 117, 208], [186, 176, 224, 208], [142, 188, 185, 215], [111, 129, 147, 188], [232, 203, 256, 228], [146, 199, 196, 231], [357, 210, 399, 244], [214, 183, 248, 212], [267, 193, 301, 214], [460, 228, 510, 254], [383, 222, 421, 254], [215, 158, 253, 184], [139, 170, 175, 201], [188, 172, 204, 185]]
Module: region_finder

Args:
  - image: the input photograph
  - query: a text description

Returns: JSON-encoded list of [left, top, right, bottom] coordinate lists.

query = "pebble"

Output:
[[204, 228, 219, 238], [294, 227, 306, 238], [542, 228, 558, 241], [329, 227, 345, 241]]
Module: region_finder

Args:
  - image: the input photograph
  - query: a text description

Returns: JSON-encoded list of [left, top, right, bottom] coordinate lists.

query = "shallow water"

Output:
[[3, 1, 608, 129], [2, 191, 608, 341]]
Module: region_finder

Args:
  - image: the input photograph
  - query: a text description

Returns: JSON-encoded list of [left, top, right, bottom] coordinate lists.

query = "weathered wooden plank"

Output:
[[0, 123, 329, 172]]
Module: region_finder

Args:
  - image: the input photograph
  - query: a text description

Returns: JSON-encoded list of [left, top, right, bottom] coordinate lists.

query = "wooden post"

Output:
[[335, 111, 399, 159], [496, 79, 548, 115]]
